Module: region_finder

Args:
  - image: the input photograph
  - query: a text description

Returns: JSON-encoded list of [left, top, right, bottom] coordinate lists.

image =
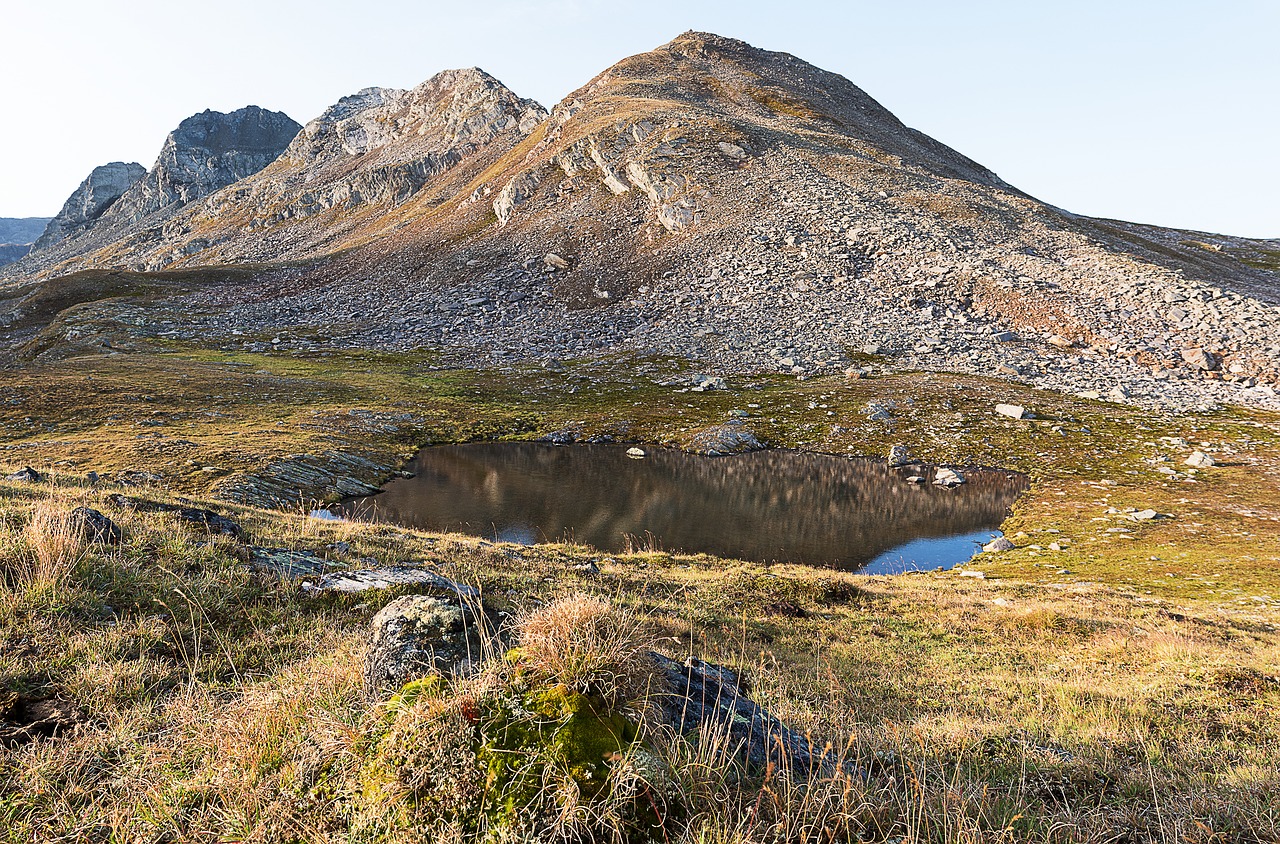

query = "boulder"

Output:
[[983, 537, 1015, 553], [934, 467, 966, 487], [686, 421, 762, 456], [363, 594, 498, 699], [1184, 450, 1215, 468], [1181, 348, 1219, 371], [994, 403, 1025, 420], [717, 141, 748, 160], [886, 444, 912, 468], [69, 507, 122, 545], [543, 252, 571, 270], [650, 653, 831, 775], [6, 466, 42, 483]]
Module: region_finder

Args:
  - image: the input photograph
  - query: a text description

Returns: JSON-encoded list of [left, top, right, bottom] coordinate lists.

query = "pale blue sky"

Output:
[[3, 0, 1276, 236]]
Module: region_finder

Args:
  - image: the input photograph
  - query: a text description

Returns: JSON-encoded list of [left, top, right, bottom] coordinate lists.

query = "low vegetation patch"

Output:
[[0, 350, 1278, 840]]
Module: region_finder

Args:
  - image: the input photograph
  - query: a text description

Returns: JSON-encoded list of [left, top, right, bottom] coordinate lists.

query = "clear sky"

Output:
[[3, 0, 1276, 237]]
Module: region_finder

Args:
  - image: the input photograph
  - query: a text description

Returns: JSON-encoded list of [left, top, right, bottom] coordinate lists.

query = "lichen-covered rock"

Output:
[[685, 420, 763, 456], [363, 594, 496, 699]]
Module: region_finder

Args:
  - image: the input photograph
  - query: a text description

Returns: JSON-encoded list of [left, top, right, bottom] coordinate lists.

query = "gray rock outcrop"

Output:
[[32, 162, 145, 250], [363, 594, 497, 699], [14, 107, 299, 271], [102, 106, 301, 226], [651, 653, 834, 774]]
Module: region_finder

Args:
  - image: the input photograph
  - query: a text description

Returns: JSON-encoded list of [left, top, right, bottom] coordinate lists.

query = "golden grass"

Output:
[[0, 494, 88, 601], [516, 594, 659, 708]]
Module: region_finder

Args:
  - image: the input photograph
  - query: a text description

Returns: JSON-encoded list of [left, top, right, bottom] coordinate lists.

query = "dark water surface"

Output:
[[334, 443, 1028, 573]]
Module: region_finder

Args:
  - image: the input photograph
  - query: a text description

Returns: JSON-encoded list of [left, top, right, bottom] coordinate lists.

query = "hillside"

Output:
[[12, 107, 300, 273], [2, 31, 1279, 844]]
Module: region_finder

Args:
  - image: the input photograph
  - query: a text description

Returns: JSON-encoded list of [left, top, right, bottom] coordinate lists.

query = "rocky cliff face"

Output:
[[99, 106, 301, 226], [51, 69, 547, 271], [32, 163, 145, 251], [9, 107, 299, 277]]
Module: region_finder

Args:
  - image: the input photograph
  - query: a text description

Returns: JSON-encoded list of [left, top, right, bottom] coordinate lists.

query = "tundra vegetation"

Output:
[[0, 346, 1277, 843]]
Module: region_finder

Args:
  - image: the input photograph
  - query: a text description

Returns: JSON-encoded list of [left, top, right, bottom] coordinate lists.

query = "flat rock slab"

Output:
[[250, 547, 339, 578], [302, 565, 480, 598]]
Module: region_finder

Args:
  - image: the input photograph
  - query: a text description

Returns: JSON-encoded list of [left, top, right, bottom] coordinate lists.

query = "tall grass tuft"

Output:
[[515, 594, 660, 708], [1, 498, 87, 599]]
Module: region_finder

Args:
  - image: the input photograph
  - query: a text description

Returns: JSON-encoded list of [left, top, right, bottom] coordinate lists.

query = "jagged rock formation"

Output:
[[8, 107, 299, 277], [2, 33, 1279, 410], [32, 163, 145, 250], [105, 107, 301, 225], [21, 70, 546, 273]]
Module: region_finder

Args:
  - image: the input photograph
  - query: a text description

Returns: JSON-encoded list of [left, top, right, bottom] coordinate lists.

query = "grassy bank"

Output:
[[1, 347, 1278, 841]]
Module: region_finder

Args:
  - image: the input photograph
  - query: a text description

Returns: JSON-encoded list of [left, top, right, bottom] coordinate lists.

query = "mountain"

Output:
[[0, 244, 32, 266], [0, 218, 53, 268], [15, 106, 300, 271], [0, 218, 51, 245], [3, 32, 1278, 409], [32, 163, 146, 250]]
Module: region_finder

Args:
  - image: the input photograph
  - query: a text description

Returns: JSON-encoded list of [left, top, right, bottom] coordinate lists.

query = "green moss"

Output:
[[388, 675, 445, 712]]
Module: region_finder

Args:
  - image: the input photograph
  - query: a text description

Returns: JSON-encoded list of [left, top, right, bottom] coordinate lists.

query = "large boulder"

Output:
[[363, 594, 498, 699]]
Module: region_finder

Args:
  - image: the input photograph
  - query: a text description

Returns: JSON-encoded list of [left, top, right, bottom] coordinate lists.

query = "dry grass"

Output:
[[0, 495, 88, 601], [516, 594, 660, 708]]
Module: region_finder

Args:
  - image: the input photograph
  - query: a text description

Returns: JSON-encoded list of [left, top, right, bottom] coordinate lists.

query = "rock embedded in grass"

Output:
[[886, 444, 911, 467], [6, 466, 42, 483], [1185, 450, 1216, 468], [983, 536, 1015, 553], [69, 506, 122, 545], [363, 594, 498, 699]]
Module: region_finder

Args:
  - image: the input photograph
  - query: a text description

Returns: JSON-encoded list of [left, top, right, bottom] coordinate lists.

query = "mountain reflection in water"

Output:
[[335, 443, 1028, 572]]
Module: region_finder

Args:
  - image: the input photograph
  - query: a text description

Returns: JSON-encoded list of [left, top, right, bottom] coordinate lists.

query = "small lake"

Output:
[[334, 443, 1027, 573]]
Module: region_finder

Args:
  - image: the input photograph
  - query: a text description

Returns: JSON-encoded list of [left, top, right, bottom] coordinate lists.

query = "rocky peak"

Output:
[[286, 69, 545, 166], [104, 106, 301, 225], [32, 161, 145, 251]]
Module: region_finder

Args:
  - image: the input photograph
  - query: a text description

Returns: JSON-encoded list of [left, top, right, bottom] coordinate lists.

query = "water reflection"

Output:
[[335, 443, 1027, 572]]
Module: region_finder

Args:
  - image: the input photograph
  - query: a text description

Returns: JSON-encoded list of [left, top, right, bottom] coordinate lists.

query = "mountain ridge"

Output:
[[2, 31, 1278, 412]]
